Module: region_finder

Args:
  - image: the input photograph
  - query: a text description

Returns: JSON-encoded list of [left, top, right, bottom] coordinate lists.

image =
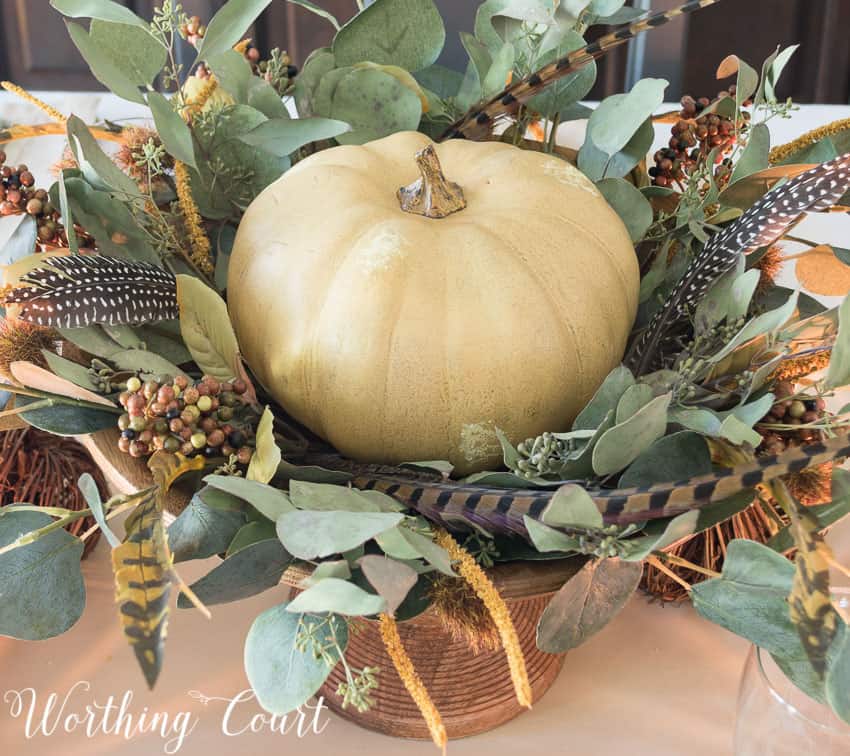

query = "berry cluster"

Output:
[[117, 374, 256, 463], [179, 15, 206, 46], [649, 87, 750, 189], [758, 381, 826, 455], [0, 151, 94, 247]]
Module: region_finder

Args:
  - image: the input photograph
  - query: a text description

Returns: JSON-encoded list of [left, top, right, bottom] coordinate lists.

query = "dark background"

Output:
[[1, 0, 849, 103]]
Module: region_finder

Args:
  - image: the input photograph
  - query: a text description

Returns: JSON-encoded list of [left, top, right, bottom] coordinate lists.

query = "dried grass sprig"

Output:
[[771, 351, 831, 383], [768, 117, 850, 165], [0, 318, 56, 380], [378, 613, 447, 753], [1, 81, 67, 124], [183, 77, 219, 119], [435, 529, 532, 708], [173, 160, 213, 275], [427, 574, 500, 653]]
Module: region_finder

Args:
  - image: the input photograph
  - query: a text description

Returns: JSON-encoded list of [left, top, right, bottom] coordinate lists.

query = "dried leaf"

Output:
[[148, 450, 205, 492], [716, 54, 740, 79], [9, 361, 116, 407], [247, 406, 280, 484], [176, 275, 240, 381], [358, 554, 418, 615]]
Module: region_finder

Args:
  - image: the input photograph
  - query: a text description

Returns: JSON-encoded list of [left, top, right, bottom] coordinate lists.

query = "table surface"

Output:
[[0, 93, 849, 756]]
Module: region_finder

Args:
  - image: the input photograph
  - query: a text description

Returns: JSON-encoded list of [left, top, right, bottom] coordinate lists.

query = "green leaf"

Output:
[[619, 510, 699, 561], [147, 92, 196, 169], [289, 481, 381, 512], [244, 604, 345, 715], [826, 295, 850, 389], [88, 19, 166, 86], [536, 558, 642, 653], [17, 394, 117, 436], [77, 472, 120, 547], [764, 45, 799, 103], [294, 48, 336, 117], [579, 117, 654, 182], [710, 290, 799, 363], [41, 351, 97, 391], [691, 539, 799, 657], [330, 68, 422, 145], [574, 365, 635, 431], [176, 275, 241, 381], [540, 484, 603, 529], [247, 407, 281, 484], [110, 349, 185, 379], [50, 0, 148, 27], [226, 519, 277, 555], [286, 577, 386, 616], [397, 527, 455, 576], [203, 474, 294, 521], [595, 177, 653, 242], [276, 510, 403, 560], [619, 431, 712, 488], [301, 560, 352, 586], [240, 117, 350, 157], [288, 0, 340, 29], [587, 78, 667, 155], [482, 42, 515, 98], [177, 538, 291, 608], [333, 0, 445, 72], [374, 525, 421, 560], [729, 123, 770, 184], [67, 116, 141, 197], [0, 511, 85, 640], [528, 30, 597, 120], [615, 383, 653, 424], [0, 215, 37, 265], [167, 487, 247, 562], [415, 64, 463, 99], [65, 21, 145, 104], [359, 554, 418, 615], [524, 516, 581, 553], [197, 0, 273, 62], [592, 393, 671, 476], [826, 628, 850, 723]]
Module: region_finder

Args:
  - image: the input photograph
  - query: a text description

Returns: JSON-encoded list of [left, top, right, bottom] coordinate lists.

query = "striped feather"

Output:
[[439, 0, 720, 141], [627, 153, 850, 375], [4, 255, 178, 328]]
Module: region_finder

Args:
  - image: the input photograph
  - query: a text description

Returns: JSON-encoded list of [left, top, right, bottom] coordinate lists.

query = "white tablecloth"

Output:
[[0, 94, 848, 756]]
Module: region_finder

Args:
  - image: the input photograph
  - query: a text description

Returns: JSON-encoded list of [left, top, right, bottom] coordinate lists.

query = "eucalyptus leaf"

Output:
[[286, 578, 386, 616], [595, 178, 653, 242], [398, 527, 455, 576], [207, 49, 254, 102], [17, 395, 117, 436], [203, 474, 294, 521], [333, 0, 445, 72], [729, 123, 770, 184], [88, 19, 166, 86], [147, 92, 196, 169], [176, 275, 240, 381], [588, 78, 667, 155], [540, 484, 603, 529], [244, 603, 345, 715], [226, 519, 277, 556], [524, 516, 581, 553], [288, 0, 340, 29], [68, 114, 144, 195], [196, 0, 273, 62], [710, 290, 798, 363], [0, 511, 85, 640], [50, 0, 148, 27], [110, 349, 185, 379], [619, 431, 712, 489], [65, 21, 145, 104], [58, 325, 123, 359], [0, 215, 37, 266], [294, 48, 336, 117], [826, 295, 850, 389], [301, 560, 352, 587], [177, 538, 291, 608], [289, 481, 383, 512], [77, 472, 120, 547], [167, 487, 247, 562], [375, 525, 422, 560], [826, 628, 850, 723], [579, 117, 653, 182], [528, 29, 596, 119], [536, 558, 642, 653], [247, 407, 281, 484], [619, 510, 699, 561], [240, 117, 350, 157], [574, 365, 635, 430], [41, 351, 98, 391], [615, 383, 653, 424], [592, 393, 671, 476], [276, 510, 403, 560]]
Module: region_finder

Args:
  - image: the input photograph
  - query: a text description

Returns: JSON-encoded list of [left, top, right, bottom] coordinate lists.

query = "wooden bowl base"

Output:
[[321, 593, 565, 740]]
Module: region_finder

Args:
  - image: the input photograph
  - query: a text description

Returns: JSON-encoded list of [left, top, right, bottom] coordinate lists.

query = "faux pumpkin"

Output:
[[228, 131, 639, 474]]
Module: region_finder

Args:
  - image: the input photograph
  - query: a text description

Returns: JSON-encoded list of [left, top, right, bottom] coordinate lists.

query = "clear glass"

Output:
[[734, 590, 850, 755]]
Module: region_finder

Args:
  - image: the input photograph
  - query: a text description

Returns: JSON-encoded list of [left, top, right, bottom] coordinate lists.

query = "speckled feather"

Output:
[[4, 255, 178, 328], [438, 0, 720, 141], [627, 152, 850, 375]]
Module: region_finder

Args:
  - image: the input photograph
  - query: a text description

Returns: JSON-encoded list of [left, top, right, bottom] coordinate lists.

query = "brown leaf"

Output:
[[717, 54, 740, 80], [9, 361, 116, 407], [795, 246, 850, 296]]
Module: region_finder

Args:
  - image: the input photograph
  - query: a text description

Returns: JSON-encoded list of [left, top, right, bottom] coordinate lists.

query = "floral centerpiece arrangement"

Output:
[[1, 0, 850, 747]]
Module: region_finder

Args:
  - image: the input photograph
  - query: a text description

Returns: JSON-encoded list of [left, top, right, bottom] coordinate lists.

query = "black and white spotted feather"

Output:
[[4, 255, 178, 328], [626, 152, 850, 375]]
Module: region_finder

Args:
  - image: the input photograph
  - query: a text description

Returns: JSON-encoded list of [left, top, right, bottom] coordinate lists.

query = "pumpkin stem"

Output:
[[397, 145, 466, 219]]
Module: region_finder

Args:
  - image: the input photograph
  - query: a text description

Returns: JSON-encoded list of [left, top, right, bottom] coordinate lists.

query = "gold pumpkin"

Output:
[[228, 131, 639, 474]]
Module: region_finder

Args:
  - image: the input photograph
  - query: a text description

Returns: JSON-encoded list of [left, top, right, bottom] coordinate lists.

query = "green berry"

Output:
[[118, 413, 131, 430], [130, 416, 148, 432], [126, 376, 142, 393], [191, 432, 207, 449], [197, 395, 213, 413], [789, 400, 806, 419], [164, 436, 180, 453]]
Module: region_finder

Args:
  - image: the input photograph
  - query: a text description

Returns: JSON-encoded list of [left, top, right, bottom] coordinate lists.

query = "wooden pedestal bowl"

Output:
[[80, 428, 579, 739]]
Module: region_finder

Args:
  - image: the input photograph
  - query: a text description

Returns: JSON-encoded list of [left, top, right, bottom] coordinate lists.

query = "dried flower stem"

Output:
[[173, 160, 214, 275], [378, 613, 447, 754], [1, 81, 67, 123], [769, 117, 850, 165], [435, 529, 532, 708], [184, 77, 219, 119], [0, 123, 124, 145]]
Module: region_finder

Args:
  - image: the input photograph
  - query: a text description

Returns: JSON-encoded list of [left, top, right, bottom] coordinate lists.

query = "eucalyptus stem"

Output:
[[0, 508, 93, 557], [0, 383, 121, 415]]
